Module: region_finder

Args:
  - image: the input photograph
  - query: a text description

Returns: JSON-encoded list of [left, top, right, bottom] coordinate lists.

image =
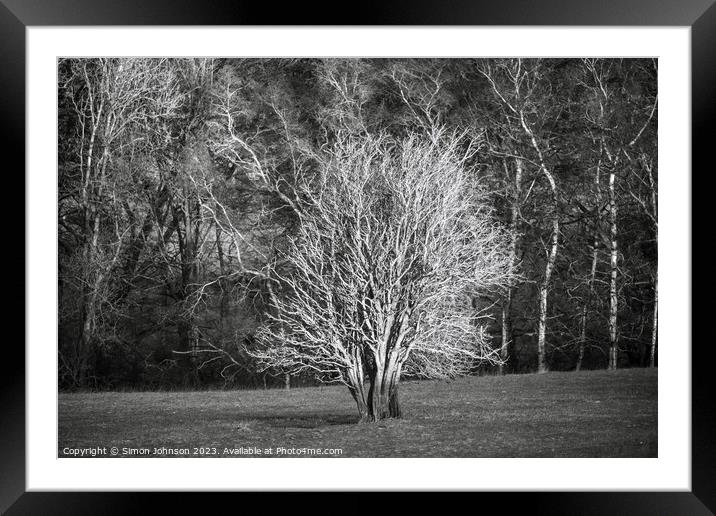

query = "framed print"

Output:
[[4, 0, 712, 512]]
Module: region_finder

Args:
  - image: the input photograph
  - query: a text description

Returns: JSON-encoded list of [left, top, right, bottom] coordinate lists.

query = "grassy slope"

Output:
[[58, 368, 657, 457]]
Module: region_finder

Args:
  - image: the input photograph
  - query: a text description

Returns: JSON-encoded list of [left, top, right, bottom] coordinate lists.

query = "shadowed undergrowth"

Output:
[[58, 368, 657, 458]]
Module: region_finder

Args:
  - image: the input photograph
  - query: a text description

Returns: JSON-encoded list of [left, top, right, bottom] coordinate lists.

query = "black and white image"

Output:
[[58, 58, 658, 457]]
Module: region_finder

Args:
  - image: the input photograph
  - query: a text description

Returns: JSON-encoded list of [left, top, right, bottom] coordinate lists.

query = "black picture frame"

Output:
[[3, 0, 711, 513]]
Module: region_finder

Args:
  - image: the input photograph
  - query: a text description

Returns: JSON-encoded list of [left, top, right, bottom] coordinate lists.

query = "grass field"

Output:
[[58, 368, 657, 458]]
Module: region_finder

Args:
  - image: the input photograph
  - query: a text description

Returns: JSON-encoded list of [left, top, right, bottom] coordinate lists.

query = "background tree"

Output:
[[580, 58, 658, 369], [58, 58, 186, 387], [478, 59, 561, 373]]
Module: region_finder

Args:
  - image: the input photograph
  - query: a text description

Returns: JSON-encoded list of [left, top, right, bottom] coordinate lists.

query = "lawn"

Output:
[[58, 368, 657, 458]]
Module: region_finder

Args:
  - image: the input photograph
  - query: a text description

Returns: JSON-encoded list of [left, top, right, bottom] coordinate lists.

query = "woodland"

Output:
[[58, 58, 658, 415]]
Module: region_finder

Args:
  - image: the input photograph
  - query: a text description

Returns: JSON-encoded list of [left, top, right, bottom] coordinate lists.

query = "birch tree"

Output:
[[582, 58, 657, 369], [498, 157, 523, 373], [634, 155, 658, 367], [479, 59, 560, 373], [581, 58, 624, 370], [624, 109, 658, 368], [574, 160, 602, 372], [623, 62, 658, 368]]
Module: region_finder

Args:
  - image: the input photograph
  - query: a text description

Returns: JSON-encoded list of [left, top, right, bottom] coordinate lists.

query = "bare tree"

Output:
[[59, 58, 185, 386], [179, 60, 312, 387], [606, 152, 620, 370], [581, 58, 623, 370], [498, 157, 523, 374], [479, 59, 559, 373], [623, 60, 658, 368], [626, 138, 658, 368], [575, 160, 602, 372], [389, 60, 525, 373], [248, 130, 511, 421], [641, 157, 658, 367], [582, 58, 657, 369], [387, 59, 452, 140]]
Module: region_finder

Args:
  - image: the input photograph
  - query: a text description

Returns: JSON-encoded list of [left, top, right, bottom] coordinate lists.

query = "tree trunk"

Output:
[[76, 213, 108, 387], [576, 237, 601, 371], [351, 388, 370, 422], [575, 306, 587, 372], [174, 192, 202, 385], [648, 163, 657, 369], [76, 149, 109, 388], [367, 369, 387, 421], [649, 275, 658, 367], [576, 236, 598, 369], [76, 306, 96, 388], [364, 361, 402, 422], [521, 115, 559, 375], [346, 353, 371, 421], [499, 302, 512, 375], [607, 169, 619, 370], [176, 319, 199, 386], [388, 382, 401, 419], [500, 157, 521, 375], [577, 165, 601, 372], [537, 203, 558, 374], [215, 225, 229, 343]]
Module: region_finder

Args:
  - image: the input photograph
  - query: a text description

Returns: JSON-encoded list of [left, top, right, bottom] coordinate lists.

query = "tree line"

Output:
[[58, 58, 657, 392]]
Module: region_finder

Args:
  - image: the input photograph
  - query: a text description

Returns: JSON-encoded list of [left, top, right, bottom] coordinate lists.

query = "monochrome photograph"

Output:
[[57, 57, 658, 458]]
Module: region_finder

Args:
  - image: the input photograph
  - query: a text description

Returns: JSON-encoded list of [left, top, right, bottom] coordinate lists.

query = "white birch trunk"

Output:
[[518, 112, 558, 374], [537, 213, 558, 374], [500, 158, 522, 374], [648, 164, 658, 368], [607, 169, 619, 370], [535, 163, 558, 375], [577, 235, 599, 372], [649, 275, 658, 367], [576, 162, 601, 371]]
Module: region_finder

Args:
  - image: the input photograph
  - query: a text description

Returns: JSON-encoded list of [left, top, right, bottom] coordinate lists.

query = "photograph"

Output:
[[57, 57, 659, 459]]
